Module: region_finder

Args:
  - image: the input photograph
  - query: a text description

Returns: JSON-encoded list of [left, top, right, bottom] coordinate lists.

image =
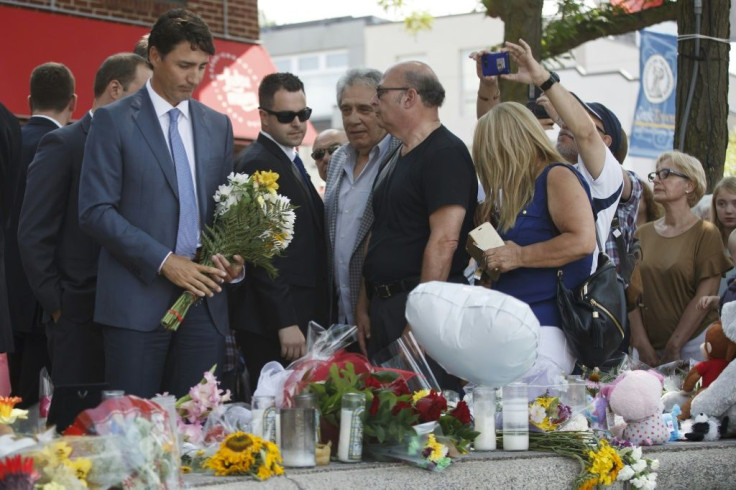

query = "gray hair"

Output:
[[336, 68, 382, 106]]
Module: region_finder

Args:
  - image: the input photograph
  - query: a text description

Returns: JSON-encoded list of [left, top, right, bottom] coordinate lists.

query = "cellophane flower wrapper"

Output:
[[371, 331, 441, 393], [367, 422, 452, 472], [277, 322, 360, 407], [62, 395, 180, 488]]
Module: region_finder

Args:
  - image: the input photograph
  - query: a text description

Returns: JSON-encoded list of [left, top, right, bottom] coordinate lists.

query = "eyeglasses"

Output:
[[259, 106, 312, 124], [311, 143, 341, 160], [375, 86, 410, 99], [647, 168, 690, 182]]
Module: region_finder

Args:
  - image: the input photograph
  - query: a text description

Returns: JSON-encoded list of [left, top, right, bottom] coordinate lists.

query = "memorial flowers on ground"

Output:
[[204, 431, 284, 479], [162, 170, 296, 331]]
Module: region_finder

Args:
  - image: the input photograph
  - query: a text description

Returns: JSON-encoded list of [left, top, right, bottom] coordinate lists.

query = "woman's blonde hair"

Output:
[[655, 150, 706, 207], [711, 176, 736, 244], [472, 101, 564, 232]]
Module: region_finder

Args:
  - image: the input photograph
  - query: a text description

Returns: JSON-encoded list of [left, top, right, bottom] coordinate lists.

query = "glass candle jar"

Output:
[[473, 386, 497, 451], [251, 395, 277, 443], [337, 392, 365, 462], [295, 391, 320, 445], [502, 382, 529, 451], [280, 408, 316, 467]]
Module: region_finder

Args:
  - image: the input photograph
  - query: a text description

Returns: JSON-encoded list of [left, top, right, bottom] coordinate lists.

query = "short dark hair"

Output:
[[258, 73, 305, 109], [93, 53, 147, 98], [29, 62, 75, 113], [405, 70, 445, 108], [148, 9, 215, 59], [133, 34, 152, 68]]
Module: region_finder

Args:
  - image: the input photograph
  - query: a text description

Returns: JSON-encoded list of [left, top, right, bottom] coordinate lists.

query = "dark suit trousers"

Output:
[[9, 331, 51, 408], [46, 317, 104, 386], [103, 301, 225, 398], [235, 330, 285, 392], [367, 291, 462, 393]]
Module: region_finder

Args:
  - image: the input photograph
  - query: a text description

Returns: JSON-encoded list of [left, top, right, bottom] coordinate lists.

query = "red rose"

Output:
[[391, 400, 413, 416], [415, 390, 447, 422], [363, 375, 382, 389], [450, 400, 472, 424], [369, 395, 380, 416], [389, 378, 410, 397]]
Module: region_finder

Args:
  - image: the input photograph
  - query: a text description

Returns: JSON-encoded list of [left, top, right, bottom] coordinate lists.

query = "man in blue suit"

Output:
[[79, 10, 243, 398], [19, 53, 151, 387], [7, 63, 76, 407]]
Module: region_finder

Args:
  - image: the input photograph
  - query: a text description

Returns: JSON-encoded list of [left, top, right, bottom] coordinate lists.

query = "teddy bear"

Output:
[[600, 370, 670, 446], [689, 301, 736, 437], [678, 320, 736, 420]]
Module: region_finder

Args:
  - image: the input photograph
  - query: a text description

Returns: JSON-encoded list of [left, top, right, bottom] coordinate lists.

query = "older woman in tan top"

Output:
[[630, 151, 732, 366]]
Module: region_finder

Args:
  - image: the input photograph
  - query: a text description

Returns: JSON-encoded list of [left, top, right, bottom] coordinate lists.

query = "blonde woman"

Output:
[[476, 102, 596, 382], [710, 176, 736, 295], [630, 151, 732, 366]]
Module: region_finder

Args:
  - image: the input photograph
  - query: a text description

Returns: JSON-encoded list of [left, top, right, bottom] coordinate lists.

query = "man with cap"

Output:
[[473, 44, 624, 247]]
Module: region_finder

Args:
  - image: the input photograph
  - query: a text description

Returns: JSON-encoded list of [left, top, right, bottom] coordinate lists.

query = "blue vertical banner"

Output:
[[629, 30, 678, 158]]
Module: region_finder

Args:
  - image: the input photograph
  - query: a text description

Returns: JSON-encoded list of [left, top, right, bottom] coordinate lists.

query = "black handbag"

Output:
[[557, 237, 628, 368]]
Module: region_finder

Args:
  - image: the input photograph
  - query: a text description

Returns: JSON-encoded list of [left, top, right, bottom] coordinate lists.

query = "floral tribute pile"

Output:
[[519, 379, 661, 490]]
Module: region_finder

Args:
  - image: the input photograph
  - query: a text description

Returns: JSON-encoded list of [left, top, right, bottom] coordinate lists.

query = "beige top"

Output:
[[636, 219, 732, 350]]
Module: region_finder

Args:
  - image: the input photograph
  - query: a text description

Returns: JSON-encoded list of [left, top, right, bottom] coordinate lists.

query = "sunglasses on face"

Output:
[[259, 106, 312, 124], [311, 143, 341, 161], [647, 168, 690, 182]]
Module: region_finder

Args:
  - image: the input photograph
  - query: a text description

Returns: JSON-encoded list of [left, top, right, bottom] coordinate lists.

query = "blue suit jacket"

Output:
[[78, 88, 234, 334]]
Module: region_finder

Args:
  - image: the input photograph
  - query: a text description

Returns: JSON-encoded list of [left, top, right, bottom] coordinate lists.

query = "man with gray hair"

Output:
[[324, 68, 401, 327]]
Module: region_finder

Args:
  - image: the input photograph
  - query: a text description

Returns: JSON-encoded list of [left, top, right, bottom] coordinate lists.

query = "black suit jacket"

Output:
[[6, 116, 59, 333], [18, 112, 99, 324], [0, 103, 21, 352], [229, 133, 329, 337]]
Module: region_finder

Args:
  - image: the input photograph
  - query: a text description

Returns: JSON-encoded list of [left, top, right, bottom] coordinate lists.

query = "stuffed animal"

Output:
[[690, 301, 736, 437], [682, 413, 724, 441], [601, 370, 670, 446], [678, 321, 736, 420]]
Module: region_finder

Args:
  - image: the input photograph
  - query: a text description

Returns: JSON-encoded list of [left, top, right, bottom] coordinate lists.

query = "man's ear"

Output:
[[68, 93, 78, 113], [602, 133, 612, 149], [108, 80, 123, 100]]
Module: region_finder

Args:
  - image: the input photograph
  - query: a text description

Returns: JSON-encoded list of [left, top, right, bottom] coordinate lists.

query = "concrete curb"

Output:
[[184, 439, 736, 489]]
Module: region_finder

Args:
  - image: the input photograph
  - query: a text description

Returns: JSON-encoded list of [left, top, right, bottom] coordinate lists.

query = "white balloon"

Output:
[[406, 281, 540, 387]]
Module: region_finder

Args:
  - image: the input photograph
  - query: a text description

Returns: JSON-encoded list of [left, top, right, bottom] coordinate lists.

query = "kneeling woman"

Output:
[[474, 102, 596, 384]]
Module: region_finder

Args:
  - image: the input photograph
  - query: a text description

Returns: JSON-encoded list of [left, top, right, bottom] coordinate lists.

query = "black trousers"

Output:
[[367, 291, 463, 393], [8, 330, 51, 408], [46, 316, 105, 387], [235, 330, 286, 393]]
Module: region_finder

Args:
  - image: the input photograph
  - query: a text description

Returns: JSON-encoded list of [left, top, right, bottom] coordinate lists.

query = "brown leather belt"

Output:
[[366, 277, 420, 299]]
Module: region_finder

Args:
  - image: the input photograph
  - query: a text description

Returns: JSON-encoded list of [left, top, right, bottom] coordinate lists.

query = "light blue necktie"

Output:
[[168, 108, 199, 258]]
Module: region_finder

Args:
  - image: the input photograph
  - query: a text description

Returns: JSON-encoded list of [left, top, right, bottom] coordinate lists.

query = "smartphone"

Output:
[[481, 51, 510, 77], [525, 84, 550, 120]]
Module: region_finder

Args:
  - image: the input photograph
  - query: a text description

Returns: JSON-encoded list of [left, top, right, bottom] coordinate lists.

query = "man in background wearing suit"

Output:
[[7, 63, 76, 407], [18, 53, 151, 387], [231, 73, 329, 388], [79, 10, 243, 398], [324, 68, 400, 329], [0, 102, 21, 393]]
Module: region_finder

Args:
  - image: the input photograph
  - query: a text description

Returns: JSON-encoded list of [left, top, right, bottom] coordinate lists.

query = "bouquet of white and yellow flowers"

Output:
[[161, 170, 296, 331]]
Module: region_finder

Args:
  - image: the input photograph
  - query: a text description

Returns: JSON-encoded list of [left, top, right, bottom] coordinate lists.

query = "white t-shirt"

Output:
[[575, 146, 623, 271]]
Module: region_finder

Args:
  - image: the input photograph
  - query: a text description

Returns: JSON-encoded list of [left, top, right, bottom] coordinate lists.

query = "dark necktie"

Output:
[[293, 154, 324, 213], [168, 108, 199, 258]]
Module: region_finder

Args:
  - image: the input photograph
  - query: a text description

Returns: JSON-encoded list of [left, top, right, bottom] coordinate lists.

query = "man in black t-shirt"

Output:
[[356, 61, 477, 389]]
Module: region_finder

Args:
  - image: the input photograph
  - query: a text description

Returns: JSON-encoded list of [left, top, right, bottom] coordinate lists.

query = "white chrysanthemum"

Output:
[[631, 446, 642, 461], [617, 465, 635, 481], [632, 459, 647, 473], [229, 172, 249, 185], [650, 459, 660, 471], [631, 476, 646, 489], [529, 403, 546, 424]]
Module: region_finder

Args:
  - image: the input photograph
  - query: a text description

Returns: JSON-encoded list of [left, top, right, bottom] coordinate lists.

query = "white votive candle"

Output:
[[473, 386, 496, 451], [337, 392, 365, 462], [502, 382, 529, 451]]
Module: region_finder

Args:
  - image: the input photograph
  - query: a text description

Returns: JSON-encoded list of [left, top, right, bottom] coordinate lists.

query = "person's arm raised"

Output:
[[502, 39, 607, 179]]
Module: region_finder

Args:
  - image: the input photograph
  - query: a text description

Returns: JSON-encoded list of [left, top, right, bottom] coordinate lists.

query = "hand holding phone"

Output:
[[481, 52, 510, 77]]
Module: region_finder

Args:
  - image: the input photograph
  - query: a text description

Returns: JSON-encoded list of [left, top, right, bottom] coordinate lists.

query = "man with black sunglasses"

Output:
[[231, 73, 329, 390], [311, 128, 346, 182]]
